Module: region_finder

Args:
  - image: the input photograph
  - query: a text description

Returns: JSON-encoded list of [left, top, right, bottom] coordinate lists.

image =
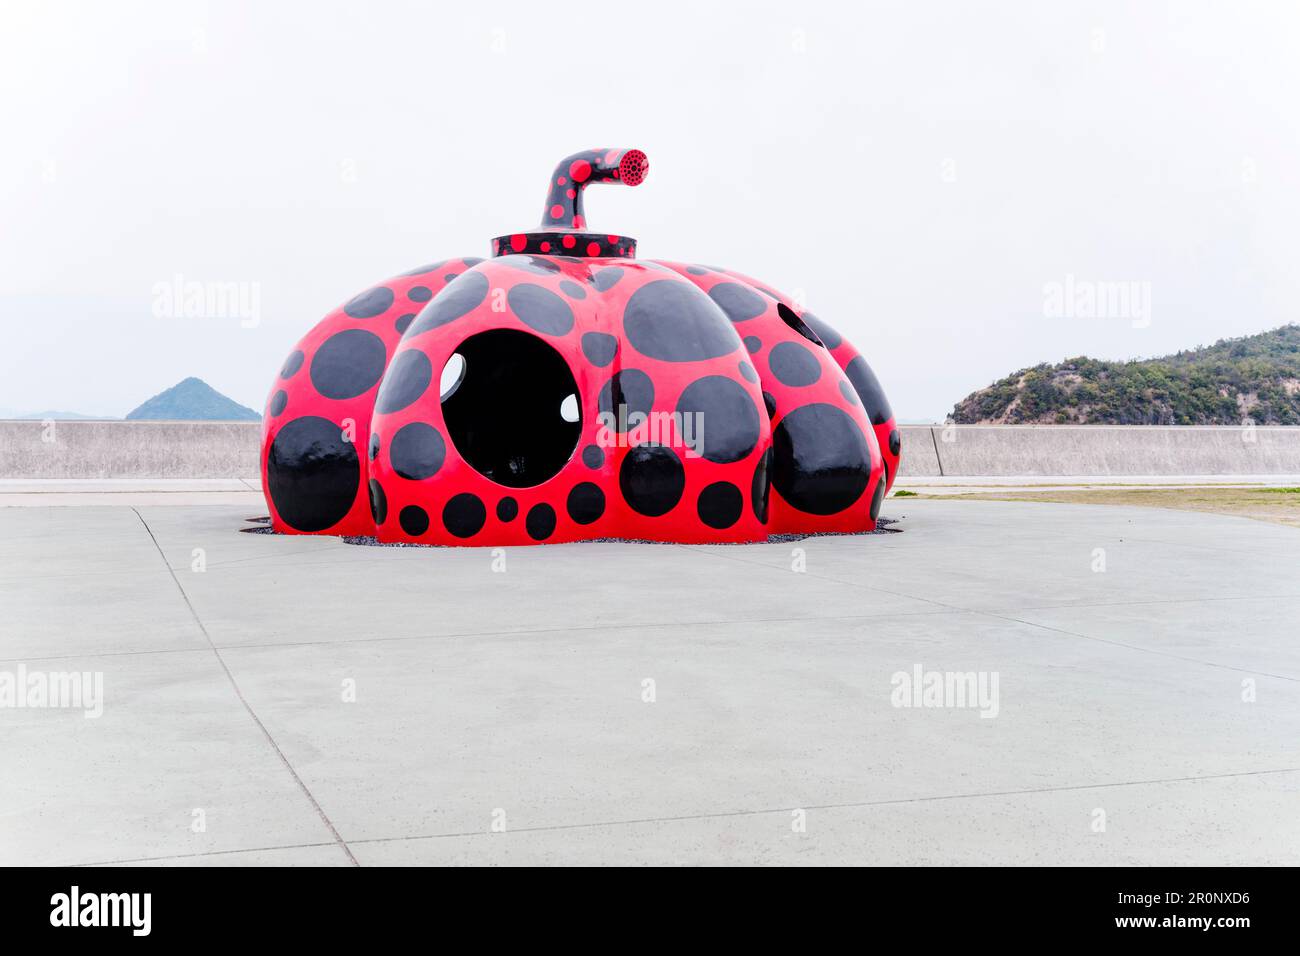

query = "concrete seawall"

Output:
[[0, 420, 262, 479], [897, 424, 1300, 477], [3, 420, 1300, 480]]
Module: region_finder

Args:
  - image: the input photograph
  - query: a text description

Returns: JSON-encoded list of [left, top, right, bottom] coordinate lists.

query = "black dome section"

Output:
[[844, 355, 894, 426], [623, 280, 740, 363], [770, 403, 871, 515], [310, 329, 387, 400], [598, 369, 655, 431], [619, 444, 685, 517], [406, 272, 489, 337], [708, 282, 767, 323], [375, 349, 432, 414], [267, 415, 360, 532], [674, 375, 760, 464]]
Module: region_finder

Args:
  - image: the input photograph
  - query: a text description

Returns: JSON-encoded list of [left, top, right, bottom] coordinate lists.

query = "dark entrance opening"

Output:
[[441, 329, 581, 488]]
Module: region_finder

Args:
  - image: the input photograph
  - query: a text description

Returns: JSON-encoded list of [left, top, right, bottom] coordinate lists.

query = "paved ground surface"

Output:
[[916, 486, 1300, 531], [2, 497, 1298, 866], [0, 478, 262, 508]]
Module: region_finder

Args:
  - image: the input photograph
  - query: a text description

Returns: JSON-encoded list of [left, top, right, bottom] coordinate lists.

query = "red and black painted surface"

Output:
[[261, 148, 900, 545]]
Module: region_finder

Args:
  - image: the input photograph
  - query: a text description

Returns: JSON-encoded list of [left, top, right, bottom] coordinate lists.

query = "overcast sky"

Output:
[[2, 0, 1297, 420]]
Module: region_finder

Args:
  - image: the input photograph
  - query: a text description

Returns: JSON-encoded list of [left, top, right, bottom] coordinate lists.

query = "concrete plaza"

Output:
[[2, 495, 1297, 865]]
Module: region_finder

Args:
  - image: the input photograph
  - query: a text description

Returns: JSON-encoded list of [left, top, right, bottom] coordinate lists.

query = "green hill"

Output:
[[951, 326, 1300, 425], [125, 377, 260, 421]]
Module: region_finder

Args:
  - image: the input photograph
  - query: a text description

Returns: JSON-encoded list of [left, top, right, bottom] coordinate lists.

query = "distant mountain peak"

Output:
[[125, 378, 260, 421]]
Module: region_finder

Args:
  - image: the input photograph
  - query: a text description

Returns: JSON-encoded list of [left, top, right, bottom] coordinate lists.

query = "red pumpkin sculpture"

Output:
[[261, 148, 900, 545]]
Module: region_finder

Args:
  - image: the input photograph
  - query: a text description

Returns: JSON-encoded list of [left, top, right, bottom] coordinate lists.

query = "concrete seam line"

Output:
[[0, 608, 965, 666], [930, 426, 945, 477], [129, 506, 361, 866], [71, 840, 344, 868], [68, 766, 1300, 864], [343, 767, 1300, 846], [676, 533, 1300, 683], [976, 608, 1300, 684]]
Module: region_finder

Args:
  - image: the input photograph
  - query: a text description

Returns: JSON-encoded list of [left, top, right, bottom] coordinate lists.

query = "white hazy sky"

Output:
[[2, 0, 1298, 420]]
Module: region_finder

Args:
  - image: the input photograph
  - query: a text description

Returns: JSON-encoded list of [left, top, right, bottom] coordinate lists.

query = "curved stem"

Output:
[[540, 148, 649, 230]]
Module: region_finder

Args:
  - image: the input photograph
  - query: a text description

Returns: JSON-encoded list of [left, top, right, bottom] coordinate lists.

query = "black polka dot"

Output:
[[559, 280, 587, 299], [508, 283, 575, 336], [389, 422, 446, 480], [496, 497, 518, 522], [768, 341, 821, 387], [752, 448, 772, 523], [738, 361, 758, 383], [743, 335, 761, 354], [310, 329, 386, 400], [591, 267, 624, 291], [444, 273, 458, 283], [344, 286, 394, 319], [839, 379, 860, 405], [525, 503, 557, 540], [582, 332, 618, 367], [408, 286, 433, 303], [374, 349, 431, 414], [763, 392, 777, 419], [777, 303, 825, 347], [870, 477, 885, 521], [845, 355, 895, 426], [888, 428, 901, 457], [686, 265, 708, 276], [266, 416, 359, 532], [368, 431, 380, 461], [280, 350, 304, 379], [462, 257, 484, 267], [619, 444, 685, 517], [368, 479, 387, 524], [708, 282, 766, 322], [675, 375, 760, 464], [399, 504, 429, 536], [598, 369, 655, 430], [407, 272, 489, 337], [566, 483, 605, 525], [771, 403, 871, 515], [395, 313, 414, 334], [269, 390, 287, 416], [582, 444, 604, 469], [623, 280, 739, 362], [697, 481, 743, 529], [442, 493, 486, 538], [801, 311, 842, 349]]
